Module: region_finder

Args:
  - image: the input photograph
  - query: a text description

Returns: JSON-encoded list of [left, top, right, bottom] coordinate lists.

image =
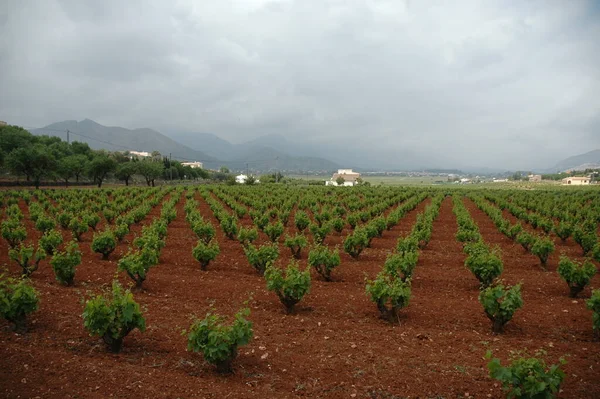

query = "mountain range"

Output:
[[31, 119, 599, 174]]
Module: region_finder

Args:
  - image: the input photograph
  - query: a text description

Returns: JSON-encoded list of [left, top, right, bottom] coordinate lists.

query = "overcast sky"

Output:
[[1, 0, 599, 169]]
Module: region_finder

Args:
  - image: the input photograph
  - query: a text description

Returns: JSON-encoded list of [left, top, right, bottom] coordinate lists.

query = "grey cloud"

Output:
[[1, 0, 599, 170]]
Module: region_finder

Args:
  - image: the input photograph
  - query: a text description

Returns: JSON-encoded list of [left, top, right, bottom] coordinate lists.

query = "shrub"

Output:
[[294, 210, 310, 232], [0, 274, 39, 333], [507, 223, 523, 240], [50, 241, 81, 286], [531, 237, 555, 268], [82, 280, 146, 353], [347, 213, 359, 229], [366, 271, 411, 323], [133, 231, 165, 253], [68, 217, 88, 241], [516, 231, 534, 252], [1, 219, 27, 248], [265, 261, 311, 314], [586, 289, 600, 341], [284, 233, 308, 259], [103, 208, 116, 224], [479, 282, 523, 333], [39, 229, 64, 255], [117, 248, 159, 288], [308, 245, 341, 281], [187, 307, 253, 373], [397, 236, 419, 255], [91, 228, 117, 260], [384, 251, 419, 282], [343, 228, 369, 259], [220, 214, 238, 240], [114, 223, 129, 242], [573, 228, 597, 256], [456, 228, 481, 243], [83, 213, 101, 231], [192, 239, 220, 271], [237, 226, 258, 248], [331, 217, 345, 233], [486, 350, 566, 399], [554, 222, 572, 242], [465, 246, 503, 288], [192, 220, 216, 244], [244, 243, 279, 275], [35, 215, 56, 233], [310, 221, 332, 244], [9, 243, 46, 277], [557, 256, 597, 298], [264, 221, 285, 243], [593, 243, 600, 263], [57, 211, 73, 229]]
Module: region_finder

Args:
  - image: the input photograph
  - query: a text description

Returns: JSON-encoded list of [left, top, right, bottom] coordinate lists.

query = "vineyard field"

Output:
[[1, 185, 599, 398]]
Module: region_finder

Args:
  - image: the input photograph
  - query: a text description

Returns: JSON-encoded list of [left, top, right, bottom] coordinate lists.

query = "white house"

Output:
[[129, 150, 151, 158], [326, 169, 361, 186], [562, 176, 590, 185], [235, 174, 260, 184], [181, 161, 203, 169]]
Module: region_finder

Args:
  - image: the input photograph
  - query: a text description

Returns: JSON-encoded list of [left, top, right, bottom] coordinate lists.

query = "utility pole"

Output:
[[66, 130, 70, 144], [169, 153, 172, 182], [246, 163, 249, 177]]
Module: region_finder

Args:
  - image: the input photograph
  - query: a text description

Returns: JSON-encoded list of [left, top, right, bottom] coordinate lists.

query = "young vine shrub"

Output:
[[103, 208, 116, 224], [344, 227, 369, 259], [586, 289, 600, 341], [50, 241, 81, 286], [265, 261, 311, 314], [397, 236, 419, 255], [516, 231, 534, 252], [56, 212, 72, 229], [117, 248, 159, 288], [192, 220, 216, 244], [237, 226, 258, 248], [593, 243, 600, 263], [284, 233, 308, 259], [557, 256, 597, 298], [294, 210, 310, 232], [384, 251, 419, 282], [91, 228, 117, 260], [365, 271, 411, 323], [9, 243, 46, 277], [486, 350, 566, 399], [309, 222, 331, 245], [573, 228, 597, 256], [244, 243, 279, 275], [192, 239, 220, 271], [39, 229, 63, 255], [0, 274, 39, 333], [554, 221, 573, 242], [82, 280, 146, 353], [479, 282, 523, 334], [187, 307, 253, 373], [35, 215, 56, 233], [68, 217, 89, 241], [1, 218, 27, 248], [530, 236, 555, 268], [331, 217, 345, 233], [114, 223, 129, 242], [264, 221, 285, 243], [83, 213, 101, 231], [308, 245, 341, 281], [456, 228, 481, 244], [464, 246, 503, 288], [507, 223, 523, 240], [220, 214, 238, 240], [347, 213, 359, 229]]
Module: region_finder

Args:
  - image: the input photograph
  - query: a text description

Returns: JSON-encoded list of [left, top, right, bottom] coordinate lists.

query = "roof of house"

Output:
[[562, 176, 589, 180]]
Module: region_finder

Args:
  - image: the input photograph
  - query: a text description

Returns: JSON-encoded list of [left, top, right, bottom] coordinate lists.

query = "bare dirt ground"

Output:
[[1, 193, 599, 398]]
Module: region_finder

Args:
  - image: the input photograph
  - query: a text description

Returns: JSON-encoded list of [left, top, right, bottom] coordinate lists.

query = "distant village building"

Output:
[[326, 169, 361, 187], [0, 121, 7, 127], [528, 174, 542, 182], [129, 151, 151, 158], [181, 161, 203, 169], [493, 178, 509, 183], [562, 176, 590, 185]]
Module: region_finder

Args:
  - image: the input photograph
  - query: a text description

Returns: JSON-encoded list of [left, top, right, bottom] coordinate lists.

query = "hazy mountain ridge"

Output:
[[551, 149, 600, 172]]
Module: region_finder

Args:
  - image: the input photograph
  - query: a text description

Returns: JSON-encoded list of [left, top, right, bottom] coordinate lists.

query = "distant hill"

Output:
[[33, 119, 218, 165], [33, 119, 340, 172], [552, 149, 600, 172]]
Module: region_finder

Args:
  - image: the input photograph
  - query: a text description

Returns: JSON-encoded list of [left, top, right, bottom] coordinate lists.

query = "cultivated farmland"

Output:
[[1, 185, 599, 398]]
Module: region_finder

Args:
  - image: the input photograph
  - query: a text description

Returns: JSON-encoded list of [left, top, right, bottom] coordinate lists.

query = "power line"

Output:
[[24, 125, 281, 167]]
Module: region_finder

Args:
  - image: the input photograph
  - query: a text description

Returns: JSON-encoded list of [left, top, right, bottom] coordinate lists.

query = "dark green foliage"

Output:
[[479, 282, 523, 333], [465, 244, 503, 288], [366, 271, 411, 323], [0, 274, 39, 333], [192, 220, 216, 244], [8, 243, 46, 277], [284, 233, 308, 259], [384, 251, 418, 282], [557, 256, 597, 298], [91, 228, 117, 260], [244, 243, 279, 275], [264, 221, 285, 243], [343, 227, 369, 259], [237, 226, 258, 248], [308, 245, 341, 281], [309, 222, 331, 244], [294, 210, 310, 232], [220, 214, 238, 240], [516, 231, 535, 252], [187, 308, 253, 373], [39, 229, 64, 255], [68, 217, 88, 241], [192, 239, 220, 270], [118, 248, 159, 288], [265, 261, 311, 313], [587, 289, 600, 341], [1, 218, 27, 248], [531, 237, 555, 268], [82, 280, 146, 353], [50, 241, 81, 286]]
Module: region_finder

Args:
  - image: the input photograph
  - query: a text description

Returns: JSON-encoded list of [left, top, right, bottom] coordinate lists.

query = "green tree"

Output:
[[6, 144, 57, 188], [86, 153, 116, 188], [0, 125, 34, 154], [137, 161, 164, 187], [336, 176, 345, 186], [115, 162, 138, 186], [57, 154, 88, 186]]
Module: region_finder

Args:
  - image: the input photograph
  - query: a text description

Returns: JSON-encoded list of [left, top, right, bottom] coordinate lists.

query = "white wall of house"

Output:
[[562, 178, 590, 185]]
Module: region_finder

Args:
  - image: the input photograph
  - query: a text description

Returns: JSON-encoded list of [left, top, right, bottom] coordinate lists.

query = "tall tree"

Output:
[[86, 154, 116, 188], [137, 161, 163, 187], [0, 125, 34, 154], [6, 144, 57, 189], [115, 162, 138, 186], [57, 154, 88, 186]]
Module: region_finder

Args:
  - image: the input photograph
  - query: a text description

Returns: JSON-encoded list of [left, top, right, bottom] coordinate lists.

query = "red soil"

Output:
[[1, 193, 598, 398]]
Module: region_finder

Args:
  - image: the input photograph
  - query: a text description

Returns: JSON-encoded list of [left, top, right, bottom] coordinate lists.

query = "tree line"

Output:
[[0, 124, 211, 188]]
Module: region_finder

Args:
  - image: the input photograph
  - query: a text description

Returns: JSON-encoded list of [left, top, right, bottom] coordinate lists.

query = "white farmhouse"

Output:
[[181, 161, 203, 169], [562, 176, 590, 185], [326, 169, 361, 187]]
